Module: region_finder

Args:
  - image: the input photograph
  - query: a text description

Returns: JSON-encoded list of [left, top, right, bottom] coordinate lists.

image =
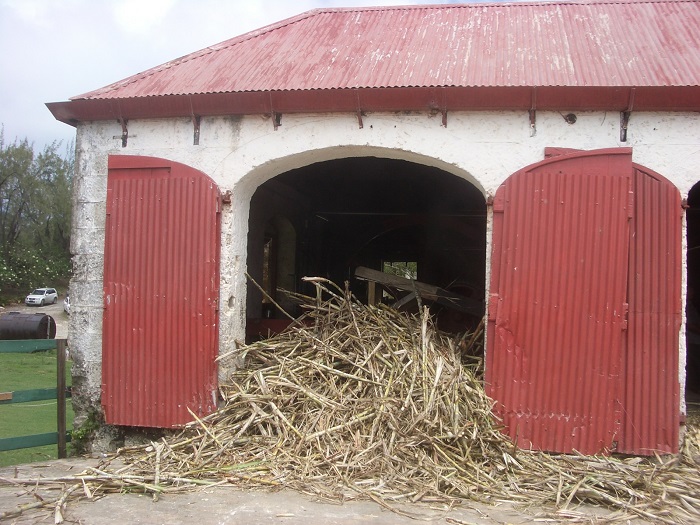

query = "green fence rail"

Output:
[[0, 432, 69, 452], [0, 339, 60, 353], [0, 387, 71, 404], [0, 339, 71, 457]]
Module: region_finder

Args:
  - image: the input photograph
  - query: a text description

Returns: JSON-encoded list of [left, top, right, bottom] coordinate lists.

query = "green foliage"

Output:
[[0, 248, 71, 288], [0, 248, 71, 290], [383, 261, 418, 280], [69, 411, 100, 448], [0, 127, 74, 302]]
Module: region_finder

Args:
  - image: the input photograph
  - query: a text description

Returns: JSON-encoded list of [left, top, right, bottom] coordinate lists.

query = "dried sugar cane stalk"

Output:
[[54, 483, 80, 524], [297, 356, 382, 385], [153, 441, 164, 501], [0, 499, 52, 521], [187, 407, 224, 448], [246, 271, 296, 321], [304, 410, 376, 441]]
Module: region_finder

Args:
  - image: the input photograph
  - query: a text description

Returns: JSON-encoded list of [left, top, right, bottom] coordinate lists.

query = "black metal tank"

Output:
[[0, 312, 56, 339]]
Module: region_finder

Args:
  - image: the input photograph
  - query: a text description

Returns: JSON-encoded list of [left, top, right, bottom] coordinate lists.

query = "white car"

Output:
[[25, 287, 58, 306]]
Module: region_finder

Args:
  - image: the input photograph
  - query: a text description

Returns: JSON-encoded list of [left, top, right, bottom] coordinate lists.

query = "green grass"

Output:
[[0, 350, 74, 466]]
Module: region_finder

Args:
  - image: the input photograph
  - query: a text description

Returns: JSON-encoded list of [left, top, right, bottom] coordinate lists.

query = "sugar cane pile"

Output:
[[3, 278, 700, 524], [111, 278, 699, 523], [143, 277, 502, 505]]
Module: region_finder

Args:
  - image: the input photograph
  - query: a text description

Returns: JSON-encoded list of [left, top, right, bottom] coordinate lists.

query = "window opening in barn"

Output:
[[383, 261, 418, 279], [686, 183, 700, 412], [377, 261, 418, 303], [245, 157, 486, 342]]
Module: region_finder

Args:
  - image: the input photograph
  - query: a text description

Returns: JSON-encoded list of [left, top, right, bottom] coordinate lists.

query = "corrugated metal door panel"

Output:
[[619, 165, 681, 454], [486, 149, 632, 454], [102, 155, 220, 428]]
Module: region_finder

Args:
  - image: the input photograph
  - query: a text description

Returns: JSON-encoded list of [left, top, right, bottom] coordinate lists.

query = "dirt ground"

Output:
[[0, 456, 655, 525]]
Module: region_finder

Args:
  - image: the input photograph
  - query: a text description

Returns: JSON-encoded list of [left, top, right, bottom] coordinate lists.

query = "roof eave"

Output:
[[46, 86, 700, 127]]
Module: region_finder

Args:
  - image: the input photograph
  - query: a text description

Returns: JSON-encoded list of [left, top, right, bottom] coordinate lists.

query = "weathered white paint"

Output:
[[68, 109, 700, 449]]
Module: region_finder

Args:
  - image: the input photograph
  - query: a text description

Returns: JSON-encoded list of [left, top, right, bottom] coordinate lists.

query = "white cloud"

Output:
[[1, 0, 53, 26], [112, 0, 177, 35]]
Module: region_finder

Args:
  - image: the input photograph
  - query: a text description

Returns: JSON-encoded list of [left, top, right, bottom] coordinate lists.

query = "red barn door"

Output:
[[620, 163, 681, 454], [102, 156, 221, 427], [486, 149, 632, 454]]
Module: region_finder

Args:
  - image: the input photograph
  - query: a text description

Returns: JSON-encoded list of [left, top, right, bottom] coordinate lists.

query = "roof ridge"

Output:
[[306, 0, 698, 8]]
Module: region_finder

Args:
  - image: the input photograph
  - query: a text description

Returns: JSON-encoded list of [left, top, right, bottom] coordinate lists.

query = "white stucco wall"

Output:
[[68, 109, 700, 445]]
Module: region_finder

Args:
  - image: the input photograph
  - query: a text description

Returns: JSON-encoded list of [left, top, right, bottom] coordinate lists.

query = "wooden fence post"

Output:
[[57, 339, 67, 459]]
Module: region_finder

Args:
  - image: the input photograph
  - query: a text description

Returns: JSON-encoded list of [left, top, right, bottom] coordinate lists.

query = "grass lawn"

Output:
[[0, 350, 74, 466]]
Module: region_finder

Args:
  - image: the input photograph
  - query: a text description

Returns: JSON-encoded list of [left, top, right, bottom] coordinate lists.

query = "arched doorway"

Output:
[[245, 156, 486, 340]]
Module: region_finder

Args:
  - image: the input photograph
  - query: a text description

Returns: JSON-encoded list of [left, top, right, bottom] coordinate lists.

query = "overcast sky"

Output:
[[0, 0, 496, 151]]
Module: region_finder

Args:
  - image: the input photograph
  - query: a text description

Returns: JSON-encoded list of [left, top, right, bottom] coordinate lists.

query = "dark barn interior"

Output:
[[246, 157, 487, 338], [686, 184, 700, 403]]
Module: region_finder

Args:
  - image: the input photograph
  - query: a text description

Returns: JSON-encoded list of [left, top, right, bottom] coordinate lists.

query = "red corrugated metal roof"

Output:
[[47, 0, 700, 124]]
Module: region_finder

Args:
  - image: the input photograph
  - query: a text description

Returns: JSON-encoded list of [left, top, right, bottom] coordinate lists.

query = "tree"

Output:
[[0, 135, 35, 253], [0, 128, 74, 297]]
